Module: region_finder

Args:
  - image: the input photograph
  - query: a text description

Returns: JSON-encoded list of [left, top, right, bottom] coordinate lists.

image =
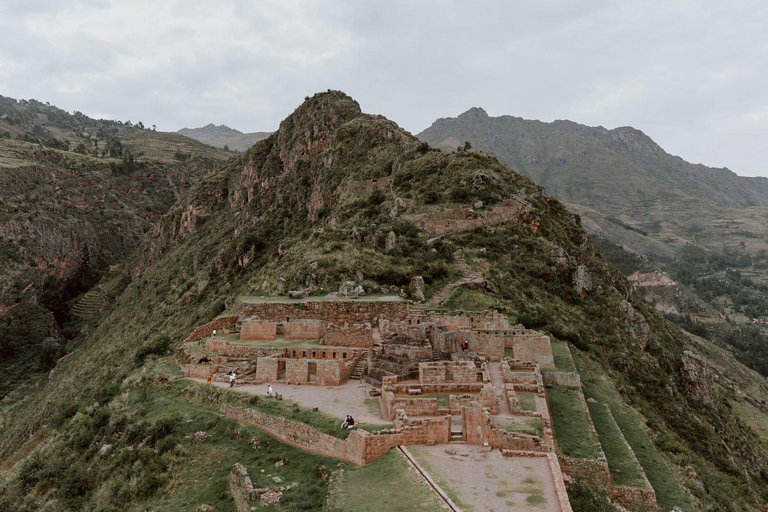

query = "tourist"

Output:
[[341, 415, 355, 429], [229, 371, 236, 388], [212, 329, 217, 338], [461, 341, 469, 352], [206, 375, 212, 385], [267, 384, 273, 397]]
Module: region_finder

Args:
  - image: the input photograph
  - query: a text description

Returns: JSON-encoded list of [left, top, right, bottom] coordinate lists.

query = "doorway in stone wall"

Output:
[[308, 362, 317, 383], [278, 360, 286, 381]]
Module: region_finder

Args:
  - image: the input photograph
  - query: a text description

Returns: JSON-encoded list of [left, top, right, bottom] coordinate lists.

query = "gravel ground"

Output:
[[408, 444, 559, 512], [196, 378, 390, 425]]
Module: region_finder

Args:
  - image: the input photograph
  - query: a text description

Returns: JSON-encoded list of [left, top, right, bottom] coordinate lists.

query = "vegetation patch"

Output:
[[546, 386, 600, 459], [328, 450, 444, 512]]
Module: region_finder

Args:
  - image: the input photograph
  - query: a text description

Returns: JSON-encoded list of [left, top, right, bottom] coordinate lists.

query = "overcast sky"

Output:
[[1, 0, 767, 177]]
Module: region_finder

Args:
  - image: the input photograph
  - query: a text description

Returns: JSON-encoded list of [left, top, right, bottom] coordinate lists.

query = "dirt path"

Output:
[[487, 362, 511, 416], [189, 378, 390, 425], [408, 444, 561, 512], [426, 252, 484, 306]]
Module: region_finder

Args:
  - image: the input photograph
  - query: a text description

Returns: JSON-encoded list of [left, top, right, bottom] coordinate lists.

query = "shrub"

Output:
[[134, 334, 172, 366]]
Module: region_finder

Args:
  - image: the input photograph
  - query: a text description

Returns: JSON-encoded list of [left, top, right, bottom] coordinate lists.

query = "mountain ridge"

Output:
[[177, 123, 271, 152], [1, 91, 767, 510]]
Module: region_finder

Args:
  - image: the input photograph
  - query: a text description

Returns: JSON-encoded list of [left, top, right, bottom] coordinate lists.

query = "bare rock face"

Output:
[[334, 281, 360, 298], [549, 247, 573, 269], [409, 276, 426, 302], [288, 289, 308, 299], [384, 231, 397, 253], [618, 300, 650, 349], [573, 265, 593, 297], [681, 351, 714, 404]]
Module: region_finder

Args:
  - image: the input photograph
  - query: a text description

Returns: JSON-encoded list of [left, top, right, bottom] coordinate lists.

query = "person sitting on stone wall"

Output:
[[461, 341, 469, 352]]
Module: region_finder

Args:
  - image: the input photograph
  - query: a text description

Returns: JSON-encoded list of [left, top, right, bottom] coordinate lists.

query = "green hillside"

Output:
[[0, 96, 231, 399], [0, 92, 766, 510]]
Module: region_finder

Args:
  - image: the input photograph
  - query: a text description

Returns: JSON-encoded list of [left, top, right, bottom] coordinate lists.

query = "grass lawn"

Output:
[[327, 450, 444, 512], [503, 418, 544, 438], [517, 391, 538, 412], [546, 386, 601, 459], [572, 350, 694, 511], [440, 287, 500, 311], [584, 400, 646, 487], [550, 339, 576, 372], [422, 393, 452, 406]]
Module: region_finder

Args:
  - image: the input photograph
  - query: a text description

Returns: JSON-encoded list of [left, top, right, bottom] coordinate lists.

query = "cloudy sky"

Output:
[[1, 0, 767, 176]]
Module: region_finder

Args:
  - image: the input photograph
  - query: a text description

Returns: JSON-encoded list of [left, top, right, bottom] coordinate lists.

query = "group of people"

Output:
[[341, 414, 356, 429]]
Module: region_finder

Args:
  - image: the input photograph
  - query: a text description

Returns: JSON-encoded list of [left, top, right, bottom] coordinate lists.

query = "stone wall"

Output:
[[283, 320, 325, 340], [458, 330, 505, 361], [400, 199, 528, 237], [558, 456, 612, 486], [205, 340, 285, 359], [542, 371, 581, 388], [609, 485, 658, 508], [432, 326, 458, 353], [230, 462, 255, 512], [253, 355, 356, 386], [419, 360, 479, 383], [240, 318, 278, 341], [513, 332, 555, 368], [324, 324, 374, 347], [420, 310, 510, 331], [221, 403, 364, 465], [380, 343, 432, 360], [241, 301, 408, 324], [222, 403, 450, 466], [182, 364, 218, 378], [185, 315, 239, 343]]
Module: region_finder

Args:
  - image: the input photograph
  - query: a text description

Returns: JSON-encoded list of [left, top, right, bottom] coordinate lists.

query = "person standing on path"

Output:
[[229, 371, 236, 388], [267, 384, 273, 397]]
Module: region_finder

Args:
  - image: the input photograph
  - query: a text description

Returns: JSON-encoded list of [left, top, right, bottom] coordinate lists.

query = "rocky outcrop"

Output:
[[618, 301, 650, 349], [681, 351, 714, 404], [409, 276, 425, 302], [573, 265, 593, 297], [384, 231, 397, 252]]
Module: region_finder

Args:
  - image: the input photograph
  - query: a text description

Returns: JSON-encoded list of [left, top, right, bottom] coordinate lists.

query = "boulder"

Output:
[[338, 281, 359, 298], [681, 351, 714, 404], [409, 276, 426, 302], [618, 300, 650, 349], [288, 289, 309, 299], [385, 231, 397, 252], [573, 265, 593, 297]]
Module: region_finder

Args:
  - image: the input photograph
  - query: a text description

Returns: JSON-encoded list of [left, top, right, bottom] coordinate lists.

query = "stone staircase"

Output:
[[425, 251, 484, 307], [350, 350, 369, 380], [72, 287, 109, 318]]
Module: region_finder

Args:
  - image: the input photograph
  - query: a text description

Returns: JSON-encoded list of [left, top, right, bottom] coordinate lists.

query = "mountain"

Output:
[[177, 123, 271, 152], [0, 96, 231, 399], [418, 108, 768, 372], [1, 92, 766, 510]]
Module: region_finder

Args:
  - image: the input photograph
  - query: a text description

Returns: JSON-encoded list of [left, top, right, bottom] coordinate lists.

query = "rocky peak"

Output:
[[610, 126, 663, 157], [458, 107, 489, 120]]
